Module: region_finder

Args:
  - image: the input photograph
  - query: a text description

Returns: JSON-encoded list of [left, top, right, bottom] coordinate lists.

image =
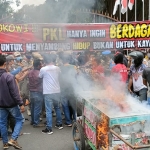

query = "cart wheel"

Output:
[[72, 122, 85, 150]]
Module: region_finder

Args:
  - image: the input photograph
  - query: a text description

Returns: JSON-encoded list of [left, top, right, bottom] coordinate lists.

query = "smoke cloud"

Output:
[[69, 70, 150, 117], [20, 0, 46, 6]]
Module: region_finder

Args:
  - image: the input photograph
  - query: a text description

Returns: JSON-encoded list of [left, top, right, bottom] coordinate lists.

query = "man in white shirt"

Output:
[[128, 51, 147, 102], [39, 53, 63, 134]]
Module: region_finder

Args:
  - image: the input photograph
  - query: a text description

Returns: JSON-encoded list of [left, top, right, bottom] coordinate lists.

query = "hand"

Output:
[[18, 63, 24, 67], [28, 66, 33, 69], [128, 88, 133, 94], [20, 105, 25, 113]]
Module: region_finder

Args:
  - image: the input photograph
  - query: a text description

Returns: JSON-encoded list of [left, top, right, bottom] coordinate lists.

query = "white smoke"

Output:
[[12, 0, 46, 11], [20, 0, 46, 6]]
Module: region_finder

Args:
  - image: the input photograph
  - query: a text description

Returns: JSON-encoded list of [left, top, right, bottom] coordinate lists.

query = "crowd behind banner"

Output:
[[0, 49, 150, 149]]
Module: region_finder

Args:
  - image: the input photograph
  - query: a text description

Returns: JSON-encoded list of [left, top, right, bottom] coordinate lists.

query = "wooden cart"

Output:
[[72, 93, 150, 150]]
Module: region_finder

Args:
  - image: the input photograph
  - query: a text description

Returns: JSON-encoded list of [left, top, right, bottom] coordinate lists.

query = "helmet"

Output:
[[114, 52, 123, 64], [129, 51, 144, 67]]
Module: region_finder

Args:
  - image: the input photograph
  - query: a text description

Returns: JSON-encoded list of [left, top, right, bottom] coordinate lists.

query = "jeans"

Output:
[[61, 95, 76, 124], [44, 93, 62, 130], [0, 106, 24, 144], [135, 88, 148, 102], [30, 91, 43, 125]]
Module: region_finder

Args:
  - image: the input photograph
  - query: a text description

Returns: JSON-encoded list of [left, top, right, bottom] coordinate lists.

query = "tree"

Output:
[[0, 0, 21, 22]]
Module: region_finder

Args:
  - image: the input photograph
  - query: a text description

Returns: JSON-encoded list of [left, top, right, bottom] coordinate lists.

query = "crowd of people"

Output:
[[0, 49, 150, 149]]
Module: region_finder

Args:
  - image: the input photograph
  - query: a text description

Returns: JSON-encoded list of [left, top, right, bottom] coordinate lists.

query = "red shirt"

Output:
[[112, 64, 128, 82]]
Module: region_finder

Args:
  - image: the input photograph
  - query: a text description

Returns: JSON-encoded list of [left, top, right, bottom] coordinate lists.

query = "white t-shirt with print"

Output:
[[39, 65, 60, 94], [130, 64, 147, 92]]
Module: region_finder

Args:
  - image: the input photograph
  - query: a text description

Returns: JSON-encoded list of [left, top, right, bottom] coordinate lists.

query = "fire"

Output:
[[97, 113, 109, 149], [100, 85, 129, 112]]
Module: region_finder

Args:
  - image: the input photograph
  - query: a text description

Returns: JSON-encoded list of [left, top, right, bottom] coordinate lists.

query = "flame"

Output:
[[100, 86, 129, 112], [88, 68, 130, 112], [97, 113, 109, 149]]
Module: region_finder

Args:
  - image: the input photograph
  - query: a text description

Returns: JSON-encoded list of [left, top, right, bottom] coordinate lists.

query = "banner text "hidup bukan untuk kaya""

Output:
[[0, 21, 149, 53]]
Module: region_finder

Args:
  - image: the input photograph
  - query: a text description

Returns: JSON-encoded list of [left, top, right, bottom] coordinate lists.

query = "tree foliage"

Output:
[[0, 0, 21, 22]]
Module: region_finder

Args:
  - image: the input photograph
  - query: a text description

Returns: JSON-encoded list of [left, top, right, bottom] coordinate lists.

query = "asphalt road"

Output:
[[0, 111, 74, 150]]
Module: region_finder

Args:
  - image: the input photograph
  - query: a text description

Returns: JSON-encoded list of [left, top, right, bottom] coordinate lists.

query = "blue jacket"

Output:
[[0, 69, 23, 108]]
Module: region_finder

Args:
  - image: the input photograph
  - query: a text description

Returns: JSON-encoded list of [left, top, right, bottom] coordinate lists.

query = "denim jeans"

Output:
[[44, 93, 62, 130], [61, 95, 76, 124], [0, 106, 24, 144], [135, 88, 148, 102], [30, 91, 43, 125]]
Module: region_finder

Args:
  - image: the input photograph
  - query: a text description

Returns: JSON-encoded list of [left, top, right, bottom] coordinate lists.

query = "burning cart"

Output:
[[72, 92, 150, 150]]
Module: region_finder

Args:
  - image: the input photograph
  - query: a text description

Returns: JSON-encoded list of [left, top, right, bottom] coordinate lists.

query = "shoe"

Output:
[[30, 122, 33, 125], [27, 109, 31, 116], [8, 139, 22, 149], [19, 132, 23, 136], [3, 143, 9, 149], [41, 128, 53, 134], [64, 123, 72, 127], [33, 123, 45, 128], [55, 124, 63, 130]]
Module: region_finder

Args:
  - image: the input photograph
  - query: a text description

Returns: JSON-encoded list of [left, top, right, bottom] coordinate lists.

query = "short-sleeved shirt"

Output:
[[39, 65, 60, 94], [28, 69, 43, 92], [129, 64, 147, 92], [112, 64, 128, 82]]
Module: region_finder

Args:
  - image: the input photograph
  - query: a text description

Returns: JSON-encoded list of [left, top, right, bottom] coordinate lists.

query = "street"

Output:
[[0, 111, 74, 150]]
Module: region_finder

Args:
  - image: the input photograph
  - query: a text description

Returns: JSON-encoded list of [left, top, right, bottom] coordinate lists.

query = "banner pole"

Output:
[[135, 0, 137, 21], [143, 0, 145, 21], [126, 0, 128, 22], [149, 0, 150, 20], [119, 0, 122, 21]]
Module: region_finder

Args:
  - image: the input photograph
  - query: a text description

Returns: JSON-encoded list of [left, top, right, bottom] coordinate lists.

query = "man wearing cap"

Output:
[[6, 55, 23, 77], [6, 55, 15, 73], [102, 50, 115, 69], [19, 53, 33, 116]]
